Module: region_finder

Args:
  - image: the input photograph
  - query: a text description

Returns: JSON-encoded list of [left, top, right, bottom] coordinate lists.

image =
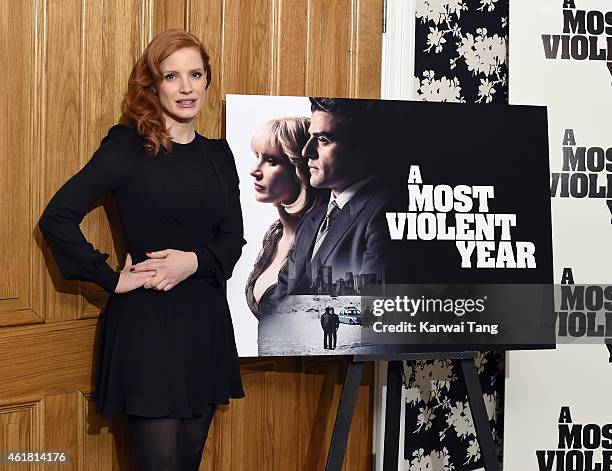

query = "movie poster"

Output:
[[226, 95, 554, 358], [505, 1, 612, 470]]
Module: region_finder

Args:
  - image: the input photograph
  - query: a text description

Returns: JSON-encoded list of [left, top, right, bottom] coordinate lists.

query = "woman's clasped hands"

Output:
[[114, 250, 198, 293]]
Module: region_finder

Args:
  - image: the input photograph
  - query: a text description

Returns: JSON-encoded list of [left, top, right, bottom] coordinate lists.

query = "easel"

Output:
[[325, 352, 500, 471]]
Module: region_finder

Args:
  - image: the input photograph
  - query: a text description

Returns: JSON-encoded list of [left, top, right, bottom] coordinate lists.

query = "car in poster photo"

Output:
[[338, 307, 362, 325]]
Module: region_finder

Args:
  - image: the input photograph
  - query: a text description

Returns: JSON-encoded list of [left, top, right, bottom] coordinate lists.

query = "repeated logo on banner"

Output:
[[506, 1, 612, 470], [542, 0, 612, 76], [537, 407, 612, 470], [551, 129, 612, 203]]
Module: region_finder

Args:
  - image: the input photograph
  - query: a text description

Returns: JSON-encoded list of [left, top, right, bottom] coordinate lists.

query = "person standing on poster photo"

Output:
[[39, 29, 245, 470], [245, 117, 328, 320], [270, 97, 391, 312], [321, 306, 340, 350]]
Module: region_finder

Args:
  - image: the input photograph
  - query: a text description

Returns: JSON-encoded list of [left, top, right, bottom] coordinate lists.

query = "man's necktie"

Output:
[[311, 201, 340, 259]]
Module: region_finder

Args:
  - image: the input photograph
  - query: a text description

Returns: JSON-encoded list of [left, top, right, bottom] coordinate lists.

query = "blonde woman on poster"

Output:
[[245, 117, 327, 320]]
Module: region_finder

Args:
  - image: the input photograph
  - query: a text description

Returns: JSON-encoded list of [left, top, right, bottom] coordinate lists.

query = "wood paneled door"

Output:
[[0, 0, 382, 469]]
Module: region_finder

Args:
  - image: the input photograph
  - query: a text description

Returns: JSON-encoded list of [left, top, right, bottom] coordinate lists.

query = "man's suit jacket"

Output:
[[320, 312, 334, 331], [271, 178, 390, 312], [321, 312, 340, 331]]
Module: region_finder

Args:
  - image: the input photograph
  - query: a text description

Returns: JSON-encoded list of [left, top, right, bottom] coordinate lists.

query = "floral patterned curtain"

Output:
[[403, 1, 508, 470], [414, 0, 508, 104]]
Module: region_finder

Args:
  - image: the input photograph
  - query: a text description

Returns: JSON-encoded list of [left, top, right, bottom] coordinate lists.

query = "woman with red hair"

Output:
[[39, 29, 245, 470]]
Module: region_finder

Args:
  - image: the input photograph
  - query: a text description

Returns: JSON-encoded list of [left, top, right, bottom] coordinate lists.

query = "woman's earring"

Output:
[[152, 88, 157, 94]]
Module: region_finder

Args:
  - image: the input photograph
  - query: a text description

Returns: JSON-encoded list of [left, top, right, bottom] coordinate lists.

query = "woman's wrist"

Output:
[[188, 251, 199, 276], [191, 247, 224, 286]]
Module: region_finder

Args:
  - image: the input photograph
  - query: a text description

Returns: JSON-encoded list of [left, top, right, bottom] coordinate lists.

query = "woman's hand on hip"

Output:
[[129, 249, 198, 291], [114, 253, 157, 294]]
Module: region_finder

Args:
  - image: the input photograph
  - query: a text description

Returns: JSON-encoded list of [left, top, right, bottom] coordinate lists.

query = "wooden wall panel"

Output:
[[0, 400, 43, 468], [345, 365, 374, 471], [153, 0, 187, 35], [42, 0, 84, 320], [83, 397, 119, 471], [0, 0, 33, 316], [0, 320, 96, 399], [355, 0, 384, 98], [270, 361, 303, 469], [189, 0, 383, 137], [202, 358, 374, 470], [1, 0, 383, 468], [189, 0, 224, 138], [275, 0, 308, 95], [222, 0, 274, 96], [44, 392, 79, 470], [84, 397, 139, 471], [0, 409, 32, 461], [306, 0, 353, 97]]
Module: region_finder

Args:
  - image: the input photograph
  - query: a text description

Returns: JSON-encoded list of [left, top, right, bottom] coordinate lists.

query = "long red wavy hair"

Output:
[[120, 29, 211, 155]]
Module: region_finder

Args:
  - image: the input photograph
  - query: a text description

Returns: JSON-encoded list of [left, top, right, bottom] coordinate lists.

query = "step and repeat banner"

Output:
[[505, 1, 612, 470], [225, 95, 554, 358]]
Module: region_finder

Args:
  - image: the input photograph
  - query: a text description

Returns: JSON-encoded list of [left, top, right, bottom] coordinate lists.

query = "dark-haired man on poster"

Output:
[[270, 97, 391, 313]]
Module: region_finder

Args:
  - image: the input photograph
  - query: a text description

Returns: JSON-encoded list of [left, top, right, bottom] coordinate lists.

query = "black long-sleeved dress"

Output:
[[39, 124, 245, 419]]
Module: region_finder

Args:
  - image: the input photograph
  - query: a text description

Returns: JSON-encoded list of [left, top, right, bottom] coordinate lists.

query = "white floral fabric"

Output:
[[404, 1, 508, 469], [403, 354, 505, 470], [414, 0, 508, 104]]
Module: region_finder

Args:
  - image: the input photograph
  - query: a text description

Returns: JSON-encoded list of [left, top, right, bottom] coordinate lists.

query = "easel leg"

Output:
[[325, 359, 365, 471], [383, 360, 403, 471], [460, 358, 500, 471]]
